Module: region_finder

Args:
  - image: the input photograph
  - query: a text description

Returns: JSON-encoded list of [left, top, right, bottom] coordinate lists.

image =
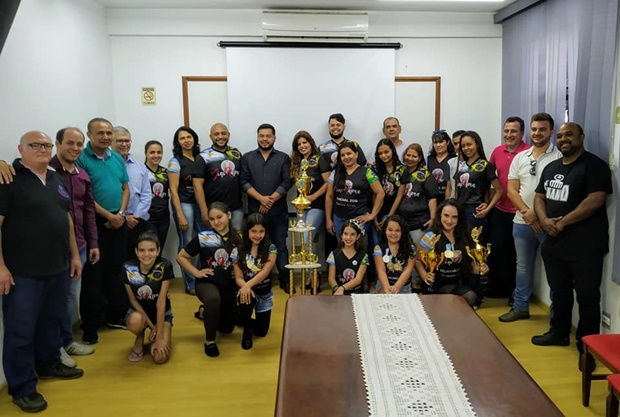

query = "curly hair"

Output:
[[290, 130, 320, 178]]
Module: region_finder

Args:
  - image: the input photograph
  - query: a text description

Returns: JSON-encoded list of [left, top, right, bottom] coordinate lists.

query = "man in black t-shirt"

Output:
[[531, 123, 612, 368], [0, 131, 84, 413]]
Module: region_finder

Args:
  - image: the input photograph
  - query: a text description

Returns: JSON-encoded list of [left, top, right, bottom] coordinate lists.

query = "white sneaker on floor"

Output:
[[59, 347, 77, 368], [65, 341, 95, 356]]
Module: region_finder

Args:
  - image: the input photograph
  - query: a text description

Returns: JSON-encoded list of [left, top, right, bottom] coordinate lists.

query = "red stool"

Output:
[[606, 374, 620, 417], [582, 334, 620, 407]]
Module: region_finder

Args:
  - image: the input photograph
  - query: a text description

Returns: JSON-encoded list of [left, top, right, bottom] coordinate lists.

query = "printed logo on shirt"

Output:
[[458, 172, 476, 189], [432, 168, 444, 183], [544, 174, 570, 202], [384, 181, 395, 196], [342, 268, 355, 282], [58, 184, 69, 199], [404, 183, 421, 199], [337, 180, 361, 196], [137, 285, 154, 300], [152, 182, 165, 198], [198, 231, 223, 248], [472, 160, 488, 172]]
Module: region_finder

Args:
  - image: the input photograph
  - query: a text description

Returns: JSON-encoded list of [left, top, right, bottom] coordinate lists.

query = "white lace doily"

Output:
[[351, 294, 477, 417]]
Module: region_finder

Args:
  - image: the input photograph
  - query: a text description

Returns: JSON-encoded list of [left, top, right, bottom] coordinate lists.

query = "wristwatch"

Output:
[[118, 211, 126, 218]]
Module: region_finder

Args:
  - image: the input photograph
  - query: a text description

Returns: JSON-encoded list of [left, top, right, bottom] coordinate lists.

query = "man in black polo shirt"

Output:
[[240, 123, 292, 292], [0, 131, 84, 413]]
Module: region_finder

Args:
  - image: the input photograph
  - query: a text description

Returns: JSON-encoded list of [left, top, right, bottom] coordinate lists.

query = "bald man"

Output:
[[193, 123, 244, 231], [532, 122, 612, 372], [0, 131, 84, 413]]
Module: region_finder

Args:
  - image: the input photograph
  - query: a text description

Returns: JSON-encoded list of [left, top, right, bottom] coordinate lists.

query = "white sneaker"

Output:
[[64, 341, 95, 356], [59, 347, 77, 368]]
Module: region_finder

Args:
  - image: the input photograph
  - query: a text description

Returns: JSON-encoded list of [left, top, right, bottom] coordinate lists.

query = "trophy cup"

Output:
[[286, 158, 320, 297], [465, 226, 491, 279], [419, 233, 444, 292], [290, 159, 313, 229]]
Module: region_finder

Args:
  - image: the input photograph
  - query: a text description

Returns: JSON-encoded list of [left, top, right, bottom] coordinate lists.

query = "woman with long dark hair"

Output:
[[325, 142, 384, 238], [452, 130, 502, 231], [168, 126, 203, 295], [414, 199, 488, 307], [427, 130, 457, 203]]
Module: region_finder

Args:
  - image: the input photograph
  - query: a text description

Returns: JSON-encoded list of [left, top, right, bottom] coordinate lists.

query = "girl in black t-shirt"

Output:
[[176, 202, 241, 358], [373, 214, 415, 294], [414, 199, 488, 308], [123, 231, 174, 364], [327, 219, 368, 295], [453, 131, 502, 232], [145, 140, 170, 250], [232, 213, 277, 350]]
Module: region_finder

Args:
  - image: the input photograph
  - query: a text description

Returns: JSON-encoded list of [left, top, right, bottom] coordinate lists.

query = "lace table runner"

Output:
[[351, 294, 477, 417]]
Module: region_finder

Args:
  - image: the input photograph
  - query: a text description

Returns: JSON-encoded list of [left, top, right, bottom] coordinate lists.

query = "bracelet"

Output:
[[332, 285, 340, 294]]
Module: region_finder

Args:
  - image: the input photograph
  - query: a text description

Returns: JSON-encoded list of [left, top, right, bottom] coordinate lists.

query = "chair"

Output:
[[582, 334, 620, 407], [607, 374, 620, 417]]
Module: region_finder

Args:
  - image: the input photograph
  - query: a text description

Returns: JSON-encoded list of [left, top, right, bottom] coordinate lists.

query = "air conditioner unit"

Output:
[[262, 11, 369, 42]]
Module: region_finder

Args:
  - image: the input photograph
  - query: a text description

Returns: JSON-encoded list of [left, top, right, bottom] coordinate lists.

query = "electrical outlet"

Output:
[[602, 311, 611, 327]]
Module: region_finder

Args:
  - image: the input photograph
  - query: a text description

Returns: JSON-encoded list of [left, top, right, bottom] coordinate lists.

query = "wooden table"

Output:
[[275, 295, 563, 417]]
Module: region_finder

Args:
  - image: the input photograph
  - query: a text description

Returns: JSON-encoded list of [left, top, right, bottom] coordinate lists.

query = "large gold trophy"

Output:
[[465, 226, 491, 277], [419, 233, 445, 291], [286, 158, 320, 297]]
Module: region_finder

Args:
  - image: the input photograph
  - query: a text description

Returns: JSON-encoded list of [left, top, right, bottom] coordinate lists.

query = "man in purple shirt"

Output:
[[487, 117, 530, 299], [50, 127, 100, 363]]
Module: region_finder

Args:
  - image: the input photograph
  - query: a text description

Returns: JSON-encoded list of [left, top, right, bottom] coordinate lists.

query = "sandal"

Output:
[[193, 305, 205, 320], [128, 350, 144, 362]]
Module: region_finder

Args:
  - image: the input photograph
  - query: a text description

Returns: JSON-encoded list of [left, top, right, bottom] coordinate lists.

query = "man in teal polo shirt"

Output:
[[76, 117, 130, 344]]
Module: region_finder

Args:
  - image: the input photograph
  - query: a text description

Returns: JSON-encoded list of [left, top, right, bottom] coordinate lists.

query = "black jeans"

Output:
[[80, 216, 129, 332], [542, 247, 603, 347], [195, 281, 238, 341], [486, 208, 516, 297]]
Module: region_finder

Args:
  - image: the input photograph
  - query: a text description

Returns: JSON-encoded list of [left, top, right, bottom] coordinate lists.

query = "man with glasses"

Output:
[[0, 131, 84, 413], [487, 117, 530, 300], [110, 126, 152, 260], [499, 113, 560, 322], [77, 118, 130, 343]]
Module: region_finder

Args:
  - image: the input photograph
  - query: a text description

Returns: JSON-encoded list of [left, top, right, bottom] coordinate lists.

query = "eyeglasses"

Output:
[[529, 159, 537, 176], [115, 139, 132, 144], [27, 143, 54, 150]]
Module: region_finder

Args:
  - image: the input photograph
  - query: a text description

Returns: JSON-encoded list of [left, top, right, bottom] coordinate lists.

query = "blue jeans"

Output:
[[3, 269, 70, 397], [231, 208, 244, 233], [61, 248, 87, 347], [265, 212, 289, 278], [512, 223, 546, 312], [172, 202, 206, 291], [303, 208, 325, 246], [463, 204, 488, 233]]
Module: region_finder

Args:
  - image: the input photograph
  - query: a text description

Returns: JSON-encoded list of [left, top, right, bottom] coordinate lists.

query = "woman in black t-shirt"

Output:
[[168, 126, 204, 295], [414, 199, 488, 307], [453, 131, 502, 232], [145, 140, 170, 250], [427, 130, 457, 203]]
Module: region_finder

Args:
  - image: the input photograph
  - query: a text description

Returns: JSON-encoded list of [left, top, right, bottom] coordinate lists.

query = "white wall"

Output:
[[0, 0, 115, 389], [107, 8, 503, 268]]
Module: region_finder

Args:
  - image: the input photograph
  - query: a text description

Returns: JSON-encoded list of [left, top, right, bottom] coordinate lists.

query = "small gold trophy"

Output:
[[419, 233, 445, 291], [466, 226, 491, 275], [290, 159, 313, 229]]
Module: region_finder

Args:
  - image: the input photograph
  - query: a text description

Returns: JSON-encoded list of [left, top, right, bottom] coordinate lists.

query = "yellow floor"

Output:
[[0, 279, 610, 416]]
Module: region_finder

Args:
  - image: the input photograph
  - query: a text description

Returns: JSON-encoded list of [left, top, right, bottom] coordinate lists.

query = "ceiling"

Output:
[[93, 0, 516, 13]]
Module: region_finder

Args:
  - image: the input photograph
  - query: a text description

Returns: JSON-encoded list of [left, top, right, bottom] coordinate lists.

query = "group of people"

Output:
[[0, 111, 611, 413]]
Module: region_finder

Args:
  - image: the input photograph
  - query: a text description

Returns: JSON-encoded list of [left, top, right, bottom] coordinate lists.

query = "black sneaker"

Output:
[[82, 330, 98, 345], [204, 343, 220, 358], [241, 329, 253, 350], [13, 392, 47, 413], [531, 330, 570, 346], [38, 362, 84, 380]]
